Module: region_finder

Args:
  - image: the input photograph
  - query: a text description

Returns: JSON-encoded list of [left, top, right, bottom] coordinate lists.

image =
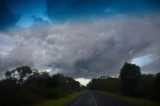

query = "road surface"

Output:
[[68, 90, 138, 106]]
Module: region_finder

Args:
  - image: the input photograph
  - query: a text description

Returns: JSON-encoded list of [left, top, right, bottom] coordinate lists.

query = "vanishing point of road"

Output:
[[68, 90, 138, 106]]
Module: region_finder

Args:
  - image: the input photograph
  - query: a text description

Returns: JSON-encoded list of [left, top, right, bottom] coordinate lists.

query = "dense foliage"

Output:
[[0, 66, 81, 106], [87, 62, 160, 102], [120, 62, 141, 96], [87, 76, 121, 93]]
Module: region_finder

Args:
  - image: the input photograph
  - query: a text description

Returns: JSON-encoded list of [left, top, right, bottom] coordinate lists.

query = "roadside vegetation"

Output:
[[0, 62, 159, 106], [0, 66, 82, 106], [36, 92, 82, 106], [87, 62, 160, 104], [103, 92, 160, 106]]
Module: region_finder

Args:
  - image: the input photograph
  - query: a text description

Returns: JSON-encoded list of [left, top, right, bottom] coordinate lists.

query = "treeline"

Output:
[[87, 62, 160, 102], [0, 66, 81, 106]]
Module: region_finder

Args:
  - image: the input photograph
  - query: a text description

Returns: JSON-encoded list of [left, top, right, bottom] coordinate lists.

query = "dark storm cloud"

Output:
[[0, 15, 160, 78], [46, 0, 160, 22], [0, 0, 160, 78]]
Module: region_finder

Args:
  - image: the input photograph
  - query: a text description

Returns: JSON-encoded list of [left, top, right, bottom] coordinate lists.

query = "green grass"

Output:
[[103, 92, 160, 106], [35, 92, 82, 106]]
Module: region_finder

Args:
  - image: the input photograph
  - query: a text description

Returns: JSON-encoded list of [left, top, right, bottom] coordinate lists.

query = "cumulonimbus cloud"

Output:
[[0, 14, 160, 78]]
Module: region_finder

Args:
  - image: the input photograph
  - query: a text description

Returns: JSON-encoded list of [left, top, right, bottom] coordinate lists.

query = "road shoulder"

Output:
[[102, 92, 160, 106]]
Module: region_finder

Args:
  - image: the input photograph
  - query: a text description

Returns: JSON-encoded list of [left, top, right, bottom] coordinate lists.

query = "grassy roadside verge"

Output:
[[35, 92, 82, 106], [102, 92, 160, 106]]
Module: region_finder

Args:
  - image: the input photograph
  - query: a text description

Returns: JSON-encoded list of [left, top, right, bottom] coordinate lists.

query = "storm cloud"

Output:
[[0, 14, 160, 78], [0, 0, 160, 78]]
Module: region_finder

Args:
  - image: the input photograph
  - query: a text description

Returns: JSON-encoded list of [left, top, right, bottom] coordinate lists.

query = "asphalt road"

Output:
[[68, 90, 138, 106]]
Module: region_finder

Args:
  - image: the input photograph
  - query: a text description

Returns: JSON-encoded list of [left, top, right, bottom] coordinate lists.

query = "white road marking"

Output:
[[89, 92, 98, 106]]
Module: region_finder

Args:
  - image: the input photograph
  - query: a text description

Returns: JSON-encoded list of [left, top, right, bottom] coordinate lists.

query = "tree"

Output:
[[87, 76, 121, 93], [120, 62, 141, 96], [153, 73, 160, 101], [5, 66, 32, 83], [1, 66, 82, 106], [5, 71, 11, 79]]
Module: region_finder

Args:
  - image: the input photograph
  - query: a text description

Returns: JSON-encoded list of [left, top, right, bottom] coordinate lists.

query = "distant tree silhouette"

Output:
[[120, 62, 141, 96], [5, 66, 32, 83], [87, 76, 121, 93], [5, 70, 11, 79]]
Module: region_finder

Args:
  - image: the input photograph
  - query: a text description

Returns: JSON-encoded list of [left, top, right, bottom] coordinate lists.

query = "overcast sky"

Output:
[[0, 0, 160, 78]]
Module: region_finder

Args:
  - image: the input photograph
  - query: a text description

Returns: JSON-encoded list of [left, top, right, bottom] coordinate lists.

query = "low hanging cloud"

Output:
[[0, 14, 160, 78]]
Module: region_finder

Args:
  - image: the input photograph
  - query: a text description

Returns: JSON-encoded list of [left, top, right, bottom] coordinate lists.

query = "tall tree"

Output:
[[5, 66, 32, 83], [120, 62, 141, 96]]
